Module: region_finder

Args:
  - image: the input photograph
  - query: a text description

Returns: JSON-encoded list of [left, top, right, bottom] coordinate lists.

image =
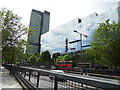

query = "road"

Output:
[[22, 73, 100, 89]]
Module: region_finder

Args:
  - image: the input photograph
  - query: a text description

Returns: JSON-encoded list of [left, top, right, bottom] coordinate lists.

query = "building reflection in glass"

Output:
[[41, 6, 119, 54]]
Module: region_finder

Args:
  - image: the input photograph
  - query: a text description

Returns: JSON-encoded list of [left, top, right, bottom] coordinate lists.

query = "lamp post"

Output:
[[74, 30, 87, 52], [74, 30, 88, 72]]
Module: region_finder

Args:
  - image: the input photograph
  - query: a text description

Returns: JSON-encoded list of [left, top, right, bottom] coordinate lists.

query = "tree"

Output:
[[56, 54, 74, 62], [40, 50, 51, 65], [56, 55, 64, 62], [90, 19, 120, 67], [36, 53, 42, 65], [27, 53, 37, 66], [52, 52, 61, 64], [62, 54, 74, 61], [0, 13, 2, 63], [52, 52, 61, 59], [1, 8, 29, 65]]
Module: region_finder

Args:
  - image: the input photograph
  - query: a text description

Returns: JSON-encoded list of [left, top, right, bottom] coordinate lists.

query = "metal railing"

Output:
[[5, 65, 120, 90]]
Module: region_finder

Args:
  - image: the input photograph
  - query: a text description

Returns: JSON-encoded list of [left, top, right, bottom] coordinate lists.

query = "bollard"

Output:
[[54, 77, 58, 90], [36, 72, 40, 88], [28, 70, 31, 81]]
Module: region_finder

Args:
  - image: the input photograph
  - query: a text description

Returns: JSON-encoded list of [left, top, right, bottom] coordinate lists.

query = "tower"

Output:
[[28, 9, 50, 55]]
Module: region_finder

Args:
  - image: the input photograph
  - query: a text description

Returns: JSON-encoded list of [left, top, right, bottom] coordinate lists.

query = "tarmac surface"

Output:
[[0, 66, 22, 90]]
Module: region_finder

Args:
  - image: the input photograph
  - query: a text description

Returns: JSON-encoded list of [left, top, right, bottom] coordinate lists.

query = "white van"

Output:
[[49, 70, 66, 82]]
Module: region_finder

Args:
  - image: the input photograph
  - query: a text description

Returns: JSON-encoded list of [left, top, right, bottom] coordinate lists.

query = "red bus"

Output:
[[57, 61, 77, 71]]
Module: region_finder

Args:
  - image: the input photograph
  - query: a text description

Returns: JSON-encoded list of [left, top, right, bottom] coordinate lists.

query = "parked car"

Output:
[[25, 71, 30, 76], [50, 66, 57, 70], [49, 70, 66, 82], [40, 65, 45, 68], [73, 67, 83, 72], [32, 71, 38, 77]]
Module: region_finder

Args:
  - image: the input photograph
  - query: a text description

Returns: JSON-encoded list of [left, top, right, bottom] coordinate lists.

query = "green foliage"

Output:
[[35, 53, 41, 63], [90, 19, 120, 66], [26, 27, 37, 54], [27, 53, 37, 65], [83, 49, 94, 63], [56, 56, 64, 62], [40, 50, 51, 65], [1, 8, 29, 64], [52, 52, 61, 64], [27, 51, 52, 66], [62, 54, 74, 61], [52, 52, 61, 59], [0, 11, 2, 62], [56, 54, 74, 62]]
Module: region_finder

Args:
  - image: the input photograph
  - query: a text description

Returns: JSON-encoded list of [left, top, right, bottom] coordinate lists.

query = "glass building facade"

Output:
[[28, 9, 50, 55], [41, 6, 120, 54]]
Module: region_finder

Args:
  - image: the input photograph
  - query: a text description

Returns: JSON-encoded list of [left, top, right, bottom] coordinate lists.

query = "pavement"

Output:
[[0, 66, 23, 90]]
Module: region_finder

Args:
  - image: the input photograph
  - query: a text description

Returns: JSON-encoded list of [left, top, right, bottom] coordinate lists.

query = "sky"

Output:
[[0, 0, 120, 30]]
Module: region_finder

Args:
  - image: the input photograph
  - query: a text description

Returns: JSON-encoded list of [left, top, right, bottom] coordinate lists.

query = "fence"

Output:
[[5, 65, 120, 90]]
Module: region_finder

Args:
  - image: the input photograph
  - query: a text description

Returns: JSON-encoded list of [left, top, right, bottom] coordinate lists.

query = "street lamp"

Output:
[[74, 30, 88, 51], [74, 30, 88, 37], [74, 30, 88, 72]]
